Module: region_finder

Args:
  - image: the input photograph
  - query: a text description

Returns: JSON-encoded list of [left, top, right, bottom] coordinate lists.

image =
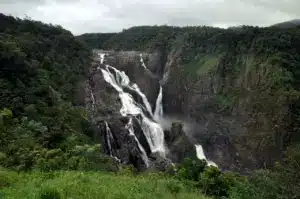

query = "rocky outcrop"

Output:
[[104, 51, 161, 109], [163, 52, 291, 171], [85, 51, 173, 171], [164, 122, 197, 163], [98, 117, 149, 170]]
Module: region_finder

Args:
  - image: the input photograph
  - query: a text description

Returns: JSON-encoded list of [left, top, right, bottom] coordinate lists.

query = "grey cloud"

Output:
[[0, 0, 299, 35]]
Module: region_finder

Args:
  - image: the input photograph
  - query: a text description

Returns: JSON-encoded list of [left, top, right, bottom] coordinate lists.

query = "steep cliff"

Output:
[[80, 25, 300, 172]]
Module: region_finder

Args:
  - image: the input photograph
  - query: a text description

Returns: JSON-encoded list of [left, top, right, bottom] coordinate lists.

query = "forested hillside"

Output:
[[0, 13, 120, 172]]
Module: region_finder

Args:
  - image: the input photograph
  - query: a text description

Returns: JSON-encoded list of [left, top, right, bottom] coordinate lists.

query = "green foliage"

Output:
[[176, 158, 207, 181], [229, 144, 300, 199], [0, 170, 211, 199], [0, 13, 120, 173], [2, 12, 300, 199], [0, 169, 18, 188], [199, 167, 242, 198], [213, 94, 238, 113], [169, 158, 244, 198], [40, 188, 61, 199]]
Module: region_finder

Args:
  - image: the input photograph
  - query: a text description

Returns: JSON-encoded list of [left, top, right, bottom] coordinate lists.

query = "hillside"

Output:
[[0, 13, 119, 172], [272, 19, 300, 28], [1, 12, 300, 199]]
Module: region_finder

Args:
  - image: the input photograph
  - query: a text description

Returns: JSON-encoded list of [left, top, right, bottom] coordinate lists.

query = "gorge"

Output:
[[81, 25, 300, 172], [87, 51, 213, 170]]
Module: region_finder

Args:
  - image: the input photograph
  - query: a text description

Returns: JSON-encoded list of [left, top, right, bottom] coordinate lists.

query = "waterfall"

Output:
[[90, 90, 95, 110], [100, 65, 166, 157], [126, 118, 149, 167], [104, 121, 121, 162], [140, 54, 147, 69], [107, 65, 153, 116], [195, 144, 218, 167], [104, 121, 113, 156], [132, 84, 153, 117], [99, 53, 105, 64], [154, 86, 163, 121]]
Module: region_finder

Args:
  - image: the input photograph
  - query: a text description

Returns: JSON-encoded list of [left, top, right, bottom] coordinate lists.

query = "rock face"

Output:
[[85, 51, 174, 171], [98, 117, 149, 170], [162, 51, 290, 171], [104, 51, 161, 109], [85, 46, 289, 173], [164, 122, 197, 163], [80, 26, 300, 173], [84, 49, 244, 172]]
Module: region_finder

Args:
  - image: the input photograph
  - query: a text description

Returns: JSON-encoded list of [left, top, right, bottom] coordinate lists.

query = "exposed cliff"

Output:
[[80, 25, 300, 172]]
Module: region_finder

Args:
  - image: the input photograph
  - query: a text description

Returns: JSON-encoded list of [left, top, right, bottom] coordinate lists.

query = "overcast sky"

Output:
[[1, 0, 299, 35]]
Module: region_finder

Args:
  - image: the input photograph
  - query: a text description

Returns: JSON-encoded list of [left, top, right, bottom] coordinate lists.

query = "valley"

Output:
[[1, 13, 300, 199]]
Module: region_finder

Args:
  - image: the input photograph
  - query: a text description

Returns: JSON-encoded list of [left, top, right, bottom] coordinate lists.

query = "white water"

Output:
[[96, 53, 220, 169], [99, 53, 105, 64], [100, 65, 165, 156], [108, 66, 153, 116], [132, 84, 153, 117], [126, 118, 149, 167], [90, 90, 95, 109], [140, 54, 147, 69], [104, 121, 113, 156], [195, 144, 218, 167], [104, 121, 121, 162], [154, 86, 163, 121]]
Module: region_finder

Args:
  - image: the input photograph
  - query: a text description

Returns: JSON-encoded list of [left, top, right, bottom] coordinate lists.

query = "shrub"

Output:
[[0, 169, 18, 188], [199, 167, 242, 198], [40, 188, 61, 199], [166, 179, 184, 195], [176, 158, 207, 181]]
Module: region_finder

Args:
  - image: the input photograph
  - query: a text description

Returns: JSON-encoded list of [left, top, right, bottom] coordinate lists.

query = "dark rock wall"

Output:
[[85, 47, 291, 172]]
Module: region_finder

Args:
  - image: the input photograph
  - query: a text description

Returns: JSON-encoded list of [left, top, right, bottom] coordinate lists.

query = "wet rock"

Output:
[[149, 152, 173, 172], [165, 122, 197, 163], [132, 117, 152, 156], [99, 116, 148, 171]]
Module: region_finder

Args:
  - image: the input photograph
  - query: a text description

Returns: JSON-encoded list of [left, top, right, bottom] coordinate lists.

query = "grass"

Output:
[[0, 169, 210, 199]]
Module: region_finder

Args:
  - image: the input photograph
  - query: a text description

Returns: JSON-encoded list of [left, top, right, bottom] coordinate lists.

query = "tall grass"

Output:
[[0, 169, 210, 199]]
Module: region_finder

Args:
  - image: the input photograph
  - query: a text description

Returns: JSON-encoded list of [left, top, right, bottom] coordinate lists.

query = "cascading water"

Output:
[[90, 90, 96, 110], [108, 66, 153, 116], [97, 52, 217, 169], [132, 84, 153, 117], [100, 64, 165, 157], [99, 53, 105, 64], [140, 54, 147, 69], [126, 118, 149, 167], [154, 86, 163, 121], [103, 121, 121, 162], [104, 121, 113, 156], [195, 144, 218, 167]]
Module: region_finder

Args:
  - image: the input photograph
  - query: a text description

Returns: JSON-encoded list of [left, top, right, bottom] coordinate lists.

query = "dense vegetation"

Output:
[[0, 13, 121, 173], [1, 13, 300, 199], [0, 169, 210, 199]]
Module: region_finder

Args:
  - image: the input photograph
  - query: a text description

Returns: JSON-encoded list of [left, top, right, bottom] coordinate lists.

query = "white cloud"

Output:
[[0, 0, 299, 35]]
